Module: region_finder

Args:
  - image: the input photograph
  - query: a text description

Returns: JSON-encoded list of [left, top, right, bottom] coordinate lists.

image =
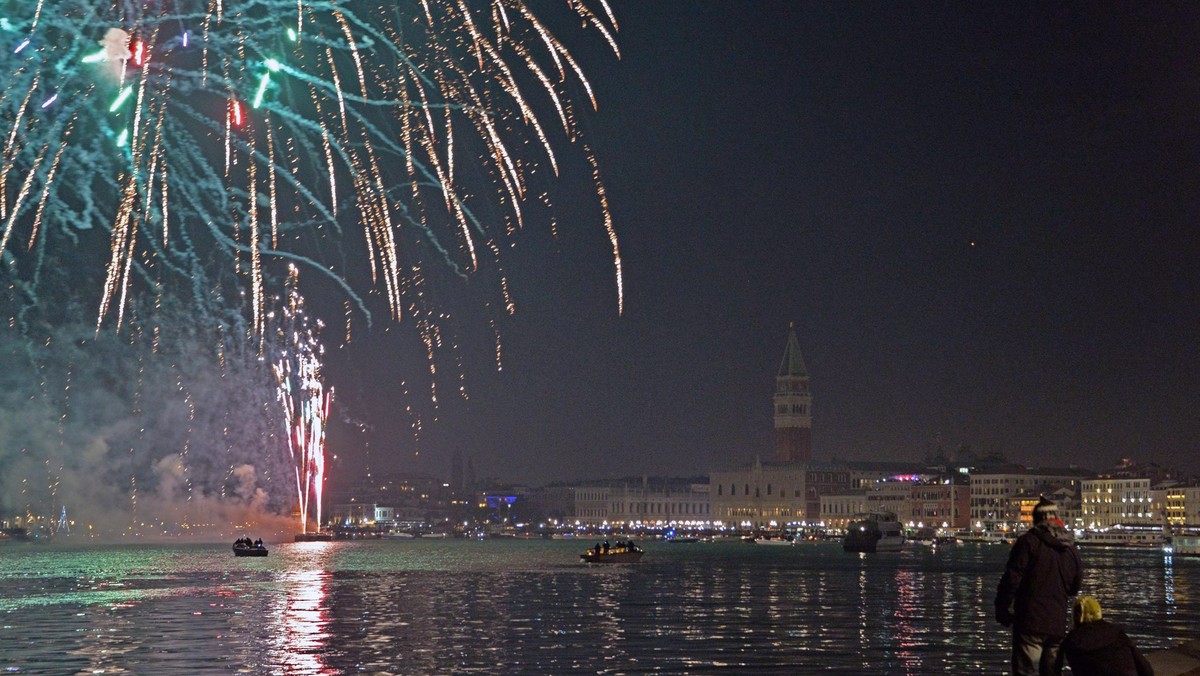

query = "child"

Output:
[[1062, 596, 1153, 676]]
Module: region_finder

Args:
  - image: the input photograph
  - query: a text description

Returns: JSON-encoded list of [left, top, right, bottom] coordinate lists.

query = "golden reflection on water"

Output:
[[272, 542, 334, 675]]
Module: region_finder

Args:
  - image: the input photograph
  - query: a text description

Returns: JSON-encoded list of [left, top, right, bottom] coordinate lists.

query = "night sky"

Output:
[[329, 2, 1200, 486]]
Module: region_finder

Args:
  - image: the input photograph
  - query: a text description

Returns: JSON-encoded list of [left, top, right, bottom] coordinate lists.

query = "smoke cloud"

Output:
[[0, 309, 297, 542]]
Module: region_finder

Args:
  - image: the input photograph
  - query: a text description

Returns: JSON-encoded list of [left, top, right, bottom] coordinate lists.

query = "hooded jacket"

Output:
[[1063, 619, 1154, 675], [995, 520, 1083, 637]]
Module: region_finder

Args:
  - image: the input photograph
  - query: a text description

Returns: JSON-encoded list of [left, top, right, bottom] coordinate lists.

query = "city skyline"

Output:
[[324, 3, 1200, 485]]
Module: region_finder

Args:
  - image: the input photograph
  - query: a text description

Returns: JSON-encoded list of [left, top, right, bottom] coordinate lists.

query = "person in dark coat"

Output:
[[995, 496, 1083, 676], [1063, 596, 1153, 676]]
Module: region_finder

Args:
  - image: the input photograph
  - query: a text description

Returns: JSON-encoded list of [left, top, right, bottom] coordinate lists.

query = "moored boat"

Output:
[[1164, 531, 1200, 556], [581, 541, 644, 563], [956, 530, 1012, 545], [843, 512, 905, 553], [1077, 530, 1164, 548], [294, 532, 333, 542]]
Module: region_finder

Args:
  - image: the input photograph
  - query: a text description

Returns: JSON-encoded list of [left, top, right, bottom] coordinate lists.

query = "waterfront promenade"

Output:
[[1149, 641, 1200, 676]]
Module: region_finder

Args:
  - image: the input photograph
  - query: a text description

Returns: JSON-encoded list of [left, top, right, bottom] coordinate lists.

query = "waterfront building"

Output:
[[820, 493, 869, 529], [774, 322, 813, 463], [910, 476, 972, 529], [571, 486, 611, 525], [846, 461, 933, 490], [570, 479, 711, 528], [865, 478, 913, 518], [710, 459, 809, 528], [1080, 477, 1154, 529], [969, 465, 1092, 530], [1152, 484, 1200, 527]]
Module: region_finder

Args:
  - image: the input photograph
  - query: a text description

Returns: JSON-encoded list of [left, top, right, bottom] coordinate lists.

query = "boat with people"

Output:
[[843, 512, 905, 553], [581, 540, 644, 563], [232, 537, 268, 557]]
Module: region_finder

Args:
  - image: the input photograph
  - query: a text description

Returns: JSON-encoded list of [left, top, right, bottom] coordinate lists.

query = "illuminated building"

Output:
[[1080, 477, 1154, 530], [570, 479, 711, 527], [969, 466, 1090, 531], [1152, 485, 1200, 527]]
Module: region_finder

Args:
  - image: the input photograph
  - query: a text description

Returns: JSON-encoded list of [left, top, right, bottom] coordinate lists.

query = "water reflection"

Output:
[[271, 543, 334, 675], [1, 542, 1198, 674]]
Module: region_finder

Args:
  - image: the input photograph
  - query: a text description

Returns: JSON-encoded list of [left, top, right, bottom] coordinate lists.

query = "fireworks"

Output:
[[0, 2, 621, 536], [271, 266, 330, 534], [0, 1, 623, 337]]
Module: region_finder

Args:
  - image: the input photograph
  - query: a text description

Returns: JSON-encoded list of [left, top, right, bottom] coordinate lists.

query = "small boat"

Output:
[[233, 541, 268, 557], [843, 512, 905, 553], [581, 542, 644, 563], [293, 532, 333, 542]]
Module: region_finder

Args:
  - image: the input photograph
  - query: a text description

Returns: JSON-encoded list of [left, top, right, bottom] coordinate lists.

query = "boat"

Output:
[[665, 536, 699, 544], [383, 532, 415, 540], [232, 541, 268, 557], [0, 527, 30, 542], [956, 530, 1012, 545], [294, 532, 333, 542], [843, 512, 905, 553], [1077, 529, 1164, 548], [581, 541, 644, 563], [1165, 531, 1200, 556], [752, 536, 794, 546]]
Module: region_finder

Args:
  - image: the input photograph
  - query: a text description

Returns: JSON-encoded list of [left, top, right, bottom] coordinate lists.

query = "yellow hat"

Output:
[[1073, 596, 1103, 625]]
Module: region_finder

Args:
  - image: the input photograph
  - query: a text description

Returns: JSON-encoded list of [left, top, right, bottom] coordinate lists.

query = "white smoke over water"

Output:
[[0, 306, 297, 542]]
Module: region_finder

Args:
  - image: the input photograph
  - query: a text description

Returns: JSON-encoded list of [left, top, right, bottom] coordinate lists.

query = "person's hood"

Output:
[[1067, 620, 1124, 651], [1031, 520, 1074, 550]]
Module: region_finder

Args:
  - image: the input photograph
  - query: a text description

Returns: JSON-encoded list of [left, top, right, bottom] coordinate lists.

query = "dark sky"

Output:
[[328, 2, 1200, 486]]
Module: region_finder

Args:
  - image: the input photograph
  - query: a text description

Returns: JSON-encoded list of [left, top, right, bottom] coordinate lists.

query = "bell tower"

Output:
[[773, 322, 812, 462]]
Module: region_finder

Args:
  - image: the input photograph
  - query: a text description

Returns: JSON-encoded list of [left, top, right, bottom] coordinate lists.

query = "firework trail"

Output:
[[272, 266, 331, 533], [0, 1, 623, 342]]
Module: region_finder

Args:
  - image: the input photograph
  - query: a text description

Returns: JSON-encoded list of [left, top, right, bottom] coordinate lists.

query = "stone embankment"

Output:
[[1147, 640, 1200, 676]]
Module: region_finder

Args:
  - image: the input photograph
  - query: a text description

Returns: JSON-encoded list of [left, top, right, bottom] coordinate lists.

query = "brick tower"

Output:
[[773, 322, 812, 462]]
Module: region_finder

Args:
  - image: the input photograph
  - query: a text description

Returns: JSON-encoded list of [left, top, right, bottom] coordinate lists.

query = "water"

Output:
[[1, 539, 1195, 674]]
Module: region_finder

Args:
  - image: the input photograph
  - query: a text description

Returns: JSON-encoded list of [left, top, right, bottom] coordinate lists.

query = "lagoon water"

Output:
[[1, 539, 1196, 674]]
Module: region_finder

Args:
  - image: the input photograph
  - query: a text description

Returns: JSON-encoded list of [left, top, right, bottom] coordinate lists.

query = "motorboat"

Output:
[[581, 542, 644, 563], [843, 512, 905, 553], [232, 540, 268, 557]]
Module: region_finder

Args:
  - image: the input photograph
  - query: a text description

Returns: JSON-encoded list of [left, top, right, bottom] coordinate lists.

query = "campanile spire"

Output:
[[773, 322, 812, 462]]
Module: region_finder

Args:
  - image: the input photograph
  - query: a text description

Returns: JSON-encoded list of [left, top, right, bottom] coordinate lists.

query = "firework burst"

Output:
[[271, 265, 330, 534], [0, 1, 623, 341]]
